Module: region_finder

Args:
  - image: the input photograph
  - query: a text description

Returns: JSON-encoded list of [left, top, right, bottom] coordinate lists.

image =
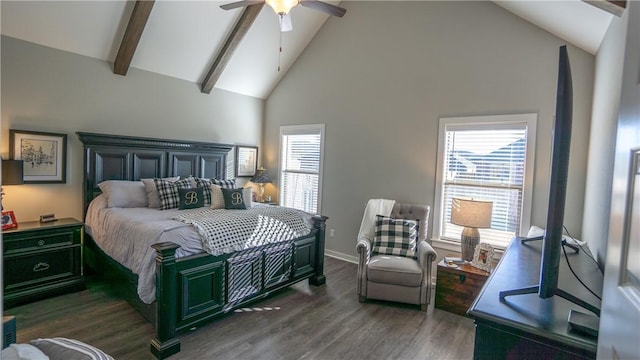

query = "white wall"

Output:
[[1, 36, 264, 222], [582, 13, 628, 266], [264, 1, 595, 261]]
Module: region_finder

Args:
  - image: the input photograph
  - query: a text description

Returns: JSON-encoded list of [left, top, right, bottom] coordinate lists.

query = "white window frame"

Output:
[[278, 124, 325, 214], [432, 113, 537, 250]]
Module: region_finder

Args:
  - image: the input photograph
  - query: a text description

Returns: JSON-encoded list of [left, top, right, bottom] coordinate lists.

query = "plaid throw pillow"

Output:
[[194, 178, 213, 205], [213, 178, 236, 189], [154, 177, 194, 210], [371, 215, 419, 259]]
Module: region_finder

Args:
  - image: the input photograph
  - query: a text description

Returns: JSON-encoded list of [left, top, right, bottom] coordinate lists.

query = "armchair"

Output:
[[356, 201, 436, 311]]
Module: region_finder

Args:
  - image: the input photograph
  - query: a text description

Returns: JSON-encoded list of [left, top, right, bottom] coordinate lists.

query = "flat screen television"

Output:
[[499, 45, 600, 319]]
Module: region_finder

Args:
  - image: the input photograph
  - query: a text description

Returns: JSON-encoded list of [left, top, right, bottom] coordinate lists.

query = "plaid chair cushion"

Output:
[[154, 177, 194, 210], [371, 215, 419, 259]]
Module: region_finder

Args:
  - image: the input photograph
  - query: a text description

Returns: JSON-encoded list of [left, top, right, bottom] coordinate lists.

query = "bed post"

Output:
[[309, 215, 328, 286], [150, 242, 181, 359]]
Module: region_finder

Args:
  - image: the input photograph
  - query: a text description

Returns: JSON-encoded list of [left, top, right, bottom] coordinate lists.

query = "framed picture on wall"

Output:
[[236, 145, 258, 177], [10, 129, 67, 183]]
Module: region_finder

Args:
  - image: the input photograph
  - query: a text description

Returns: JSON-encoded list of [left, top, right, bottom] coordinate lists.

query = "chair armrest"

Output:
[[356, 238, 371, 255], [418, 240, 437, 268]]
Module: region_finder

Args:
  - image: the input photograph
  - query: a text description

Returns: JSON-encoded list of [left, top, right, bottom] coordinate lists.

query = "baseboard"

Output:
[[325, 250, 358, 264]]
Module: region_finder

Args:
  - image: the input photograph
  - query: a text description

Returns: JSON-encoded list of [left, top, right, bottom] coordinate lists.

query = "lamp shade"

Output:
[[250, 167, 272, 184], [451, 198, 492, 228], [2, 160, 24, 185]]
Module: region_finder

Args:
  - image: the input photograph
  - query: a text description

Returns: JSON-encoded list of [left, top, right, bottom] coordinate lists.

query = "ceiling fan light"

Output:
[[265, 0, 298, 14]]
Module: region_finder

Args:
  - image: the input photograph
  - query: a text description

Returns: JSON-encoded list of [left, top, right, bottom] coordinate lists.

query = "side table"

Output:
[[435, 259, 490, 316]]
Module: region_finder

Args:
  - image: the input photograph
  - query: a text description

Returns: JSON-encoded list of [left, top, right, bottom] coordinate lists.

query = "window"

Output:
[[433, 114, 537, 248], [279, 124, 325, 214]]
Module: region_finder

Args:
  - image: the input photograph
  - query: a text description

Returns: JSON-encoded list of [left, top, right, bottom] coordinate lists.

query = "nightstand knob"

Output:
[[37, 240, 45, 247]]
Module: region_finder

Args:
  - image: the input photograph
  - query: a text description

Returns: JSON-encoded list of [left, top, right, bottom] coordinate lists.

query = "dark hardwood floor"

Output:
[[4, 257, 475, 359]]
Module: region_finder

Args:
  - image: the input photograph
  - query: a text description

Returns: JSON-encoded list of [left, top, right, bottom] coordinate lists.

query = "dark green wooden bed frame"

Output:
[[77, 132, 327, 359]]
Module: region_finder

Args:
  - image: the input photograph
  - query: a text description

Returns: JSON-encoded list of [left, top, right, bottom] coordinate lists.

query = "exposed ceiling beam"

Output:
[[583, 0, 626, 17], [201, 3, 264, 94], [113, 0, 155, 76]]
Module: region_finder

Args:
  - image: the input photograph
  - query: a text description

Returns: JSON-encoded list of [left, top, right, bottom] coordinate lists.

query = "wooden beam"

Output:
[[113, 0, 155, 76], [583, 0, 626, 17], [201, 3, 264, 94]]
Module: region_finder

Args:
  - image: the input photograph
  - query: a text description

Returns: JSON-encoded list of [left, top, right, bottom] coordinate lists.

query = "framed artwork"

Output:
[[236, 145, 258, 177], [2, 210, 18, 230], [471, 242, 495, 273], [10, 130, 67, 183]]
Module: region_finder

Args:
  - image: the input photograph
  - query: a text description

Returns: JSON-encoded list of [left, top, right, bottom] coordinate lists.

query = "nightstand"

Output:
[[2, 218, 85, 308], [435, 259, 490, 316]]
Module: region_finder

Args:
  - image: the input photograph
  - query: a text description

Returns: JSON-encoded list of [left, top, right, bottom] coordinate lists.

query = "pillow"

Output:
[[30, 338, 113, 360], [154, 177, 194, 210], [178, 187, 204, 210], [212, 178, 236, 189], [193, 178, 213, 205], [221, 188, 247, 209], [211, 185, 252, 209], [371, 215, 419, 259], [97, 180, 147, 208], [141, 177, 180, 208], [1, 344, 49, 360]]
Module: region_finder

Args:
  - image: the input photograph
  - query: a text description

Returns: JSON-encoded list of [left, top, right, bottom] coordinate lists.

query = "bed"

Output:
[[77, 132, 328, 359]]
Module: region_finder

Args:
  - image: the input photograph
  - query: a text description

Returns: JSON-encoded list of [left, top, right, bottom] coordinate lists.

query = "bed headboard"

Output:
[[77, 132, 234, 216]]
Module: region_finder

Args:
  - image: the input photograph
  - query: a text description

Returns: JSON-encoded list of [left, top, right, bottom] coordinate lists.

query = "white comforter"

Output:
[[85, 195, 206, 303], [85, 196, 314, 304]]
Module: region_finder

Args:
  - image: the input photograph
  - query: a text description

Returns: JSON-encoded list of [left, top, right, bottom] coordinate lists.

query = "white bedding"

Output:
[[86, 195, 207, 303], [85, 196, 313, 304]]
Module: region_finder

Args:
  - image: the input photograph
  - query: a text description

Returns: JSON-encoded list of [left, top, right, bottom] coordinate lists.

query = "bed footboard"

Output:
[[149, 215, 328, 359]]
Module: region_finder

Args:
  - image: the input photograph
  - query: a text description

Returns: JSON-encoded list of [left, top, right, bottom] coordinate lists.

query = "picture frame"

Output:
[[10, 129, 67, 183], [2, 210, 18, 230], [236, 145, 258, 177], [471, 242, 495, 273]]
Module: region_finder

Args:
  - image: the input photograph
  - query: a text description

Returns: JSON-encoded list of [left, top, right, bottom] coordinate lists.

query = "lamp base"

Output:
[[460, 227, 480, 261]]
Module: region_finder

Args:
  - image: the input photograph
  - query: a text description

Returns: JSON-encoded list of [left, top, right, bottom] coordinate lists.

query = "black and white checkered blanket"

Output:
[[172, 207, 312, 256]]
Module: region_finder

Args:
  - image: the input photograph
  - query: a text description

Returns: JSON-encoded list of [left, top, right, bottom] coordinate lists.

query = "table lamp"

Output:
[[250, 167, 272, 202], [2, 159, 24, 210], [451, 197, 493, 261]]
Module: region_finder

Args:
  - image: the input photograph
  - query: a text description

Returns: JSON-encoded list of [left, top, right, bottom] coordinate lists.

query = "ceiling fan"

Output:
[[220, 0, 346, 31]]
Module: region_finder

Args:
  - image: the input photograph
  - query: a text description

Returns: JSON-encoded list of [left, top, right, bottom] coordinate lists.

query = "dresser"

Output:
[[468, 237, 602, 360], [2, 218, 85, 308]]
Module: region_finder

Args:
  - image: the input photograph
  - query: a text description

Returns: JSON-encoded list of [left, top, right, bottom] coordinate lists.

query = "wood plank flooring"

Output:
[[4, 257, 475, 359]]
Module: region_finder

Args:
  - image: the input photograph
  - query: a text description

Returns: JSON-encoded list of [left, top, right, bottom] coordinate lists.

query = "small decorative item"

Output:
[[471, 242, 495, 272], [10, 129, 67, 183], [39, 213, 57, 223], [2, 210, 18, 230], [236, 145, 258, 177]]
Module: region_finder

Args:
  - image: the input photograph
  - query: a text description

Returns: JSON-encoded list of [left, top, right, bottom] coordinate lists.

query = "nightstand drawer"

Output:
[[3, 246, 82, 291], [3, 227, 80, 254]]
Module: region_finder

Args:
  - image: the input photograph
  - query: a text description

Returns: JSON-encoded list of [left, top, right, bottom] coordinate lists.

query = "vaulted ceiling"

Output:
[[0, 1, 624, 99]]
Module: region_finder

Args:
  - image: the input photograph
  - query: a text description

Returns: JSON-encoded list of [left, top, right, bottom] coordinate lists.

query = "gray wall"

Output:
[[264, 1, 595, 261], [581, 13, 628, 267], [1, 36, 264, 222]]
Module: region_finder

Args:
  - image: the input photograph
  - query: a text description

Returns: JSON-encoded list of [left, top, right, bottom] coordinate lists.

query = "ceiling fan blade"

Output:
[[220, 0, 263, 11], [279, 13, 293, 32], [299, 0, 346, 17]]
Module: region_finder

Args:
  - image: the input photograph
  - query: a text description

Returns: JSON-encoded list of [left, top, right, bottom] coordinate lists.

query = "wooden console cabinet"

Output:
[[2, 218, 84, 308], [468, 237, 602, 360]]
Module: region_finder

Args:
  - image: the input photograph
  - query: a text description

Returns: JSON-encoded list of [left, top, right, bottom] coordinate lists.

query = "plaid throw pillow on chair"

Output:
[[371, 215, 419, 259]]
